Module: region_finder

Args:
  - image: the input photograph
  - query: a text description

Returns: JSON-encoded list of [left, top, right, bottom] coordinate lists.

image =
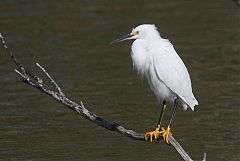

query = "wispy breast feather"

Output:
[[131, 39, 150, 78]]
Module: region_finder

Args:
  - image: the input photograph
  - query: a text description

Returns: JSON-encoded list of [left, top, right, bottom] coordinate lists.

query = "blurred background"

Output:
[[0, 0, 239, 161]]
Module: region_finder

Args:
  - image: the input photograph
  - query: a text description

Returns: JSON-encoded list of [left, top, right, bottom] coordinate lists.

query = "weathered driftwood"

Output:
[[0, 33, 206, 161]]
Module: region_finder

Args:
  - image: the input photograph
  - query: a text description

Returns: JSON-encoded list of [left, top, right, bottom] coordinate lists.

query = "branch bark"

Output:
[[0, 33, 206, 161]]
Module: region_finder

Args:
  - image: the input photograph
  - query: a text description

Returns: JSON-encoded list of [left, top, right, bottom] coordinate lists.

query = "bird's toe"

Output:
[[145, 127, 162, 142], [162, 126, 172, 144]]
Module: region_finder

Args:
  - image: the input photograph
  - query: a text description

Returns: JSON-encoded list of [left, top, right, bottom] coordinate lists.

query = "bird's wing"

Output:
[[152, 40, 198, 109]]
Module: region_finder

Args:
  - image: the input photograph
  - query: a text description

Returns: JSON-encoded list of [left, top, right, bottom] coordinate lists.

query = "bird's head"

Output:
[[111, 24, 160, 44]]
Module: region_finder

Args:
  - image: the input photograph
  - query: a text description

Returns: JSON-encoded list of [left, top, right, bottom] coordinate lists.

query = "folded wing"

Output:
[[152, 40, 198, 110]]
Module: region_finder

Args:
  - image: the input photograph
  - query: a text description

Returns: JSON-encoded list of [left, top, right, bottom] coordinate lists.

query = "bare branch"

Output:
[[36, 62, 64, 97], [1, 33, 205, 161], [15, 69, 25, 78], [165, 127, 193, 161], [202, 152, 207, 161], [80, 101, 85, 108]]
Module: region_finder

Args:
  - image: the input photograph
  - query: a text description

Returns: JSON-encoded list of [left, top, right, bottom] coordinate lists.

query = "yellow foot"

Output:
[[161, 126, 172, 144], [145, 126, 164, 142]]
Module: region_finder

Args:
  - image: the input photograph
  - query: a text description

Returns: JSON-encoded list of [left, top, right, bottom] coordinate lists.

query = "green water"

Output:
[[0, 0, 239, 161]]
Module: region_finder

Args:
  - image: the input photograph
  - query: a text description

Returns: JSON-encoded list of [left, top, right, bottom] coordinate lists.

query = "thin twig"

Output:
[[202, 152, 207, 161], [15, 69, 26, 79], [36, 62, 64, 97]]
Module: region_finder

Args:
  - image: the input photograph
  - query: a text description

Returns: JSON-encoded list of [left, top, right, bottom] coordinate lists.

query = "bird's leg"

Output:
[[145, 102, 166, 142], [162, 98, 179, 144]]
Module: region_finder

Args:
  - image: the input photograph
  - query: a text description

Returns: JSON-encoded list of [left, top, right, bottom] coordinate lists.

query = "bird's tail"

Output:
[[183, 97, 198, 111]]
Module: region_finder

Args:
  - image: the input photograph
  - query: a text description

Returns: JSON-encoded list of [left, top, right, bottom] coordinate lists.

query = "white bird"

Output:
[[111, 24, 198, 143]]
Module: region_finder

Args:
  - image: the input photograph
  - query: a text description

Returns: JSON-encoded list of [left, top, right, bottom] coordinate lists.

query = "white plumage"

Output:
[[111, 24, 199, 143], [130, 24, 198, 110], [111, 24, 198, 111]]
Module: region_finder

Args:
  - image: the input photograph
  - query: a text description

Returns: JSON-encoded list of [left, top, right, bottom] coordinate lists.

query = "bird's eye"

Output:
[[131, 31, 139, 36]]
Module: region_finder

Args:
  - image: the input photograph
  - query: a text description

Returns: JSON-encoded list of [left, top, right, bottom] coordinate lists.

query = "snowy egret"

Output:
[[111, 24, 198, 143]]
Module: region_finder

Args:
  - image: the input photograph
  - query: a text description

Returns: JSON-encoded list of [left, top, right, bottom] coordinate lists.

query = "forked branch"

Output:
[[0, 33, 206, 161]]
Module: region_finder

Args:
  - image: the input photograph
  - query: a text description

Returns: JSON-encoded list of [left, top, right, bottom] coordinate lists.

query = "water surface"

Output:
[[0, 0, 239, 161]]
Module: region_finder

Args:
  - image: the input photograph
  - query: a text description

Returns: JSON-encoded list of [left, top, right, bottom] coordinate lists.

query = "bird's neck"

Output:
[[144, 30, 162, 41]]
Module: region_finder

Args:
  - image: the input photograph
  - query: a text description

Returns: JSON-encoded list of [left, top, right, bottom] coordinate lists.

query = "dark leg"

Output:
[[145, 101, 167, 142], [156, 101, 167, 128], [162, 97, 179, 144], [168, 98, 179, 127]]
